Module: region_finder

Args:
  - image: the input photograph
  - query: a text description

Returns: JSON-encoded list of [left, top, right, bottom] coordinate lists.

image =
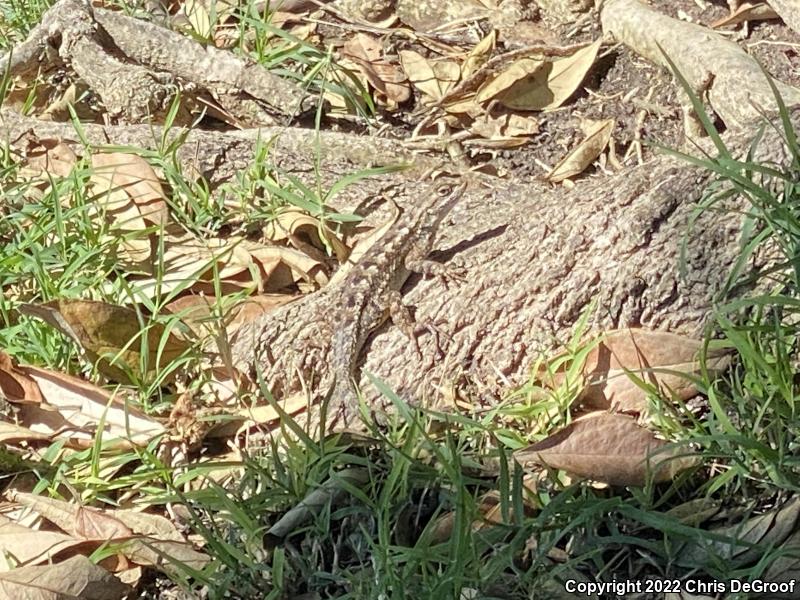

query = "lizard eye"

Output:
[[435, 184, 452, 196]]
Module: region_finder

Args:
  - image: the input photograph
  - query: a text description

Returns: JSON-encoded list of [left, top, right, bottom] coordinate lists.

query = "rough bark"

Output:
[[228, 114, 796, 415], [3, 0, 799, 421], [0, 108, 436, 192]]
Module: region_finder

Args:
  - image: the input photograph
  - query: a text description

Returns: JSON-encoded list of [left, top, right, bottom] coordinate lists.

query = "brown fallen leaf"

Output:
[[19, 300, 190, 384], [20, 138, 78, 180], [0, 515, 86, 571], [91, 152, 169, 227], [679, 496, 800, 568], [204, 392, 310, 439], [711, 2, 779, 28], [266, 467, 370, 542], [11, 493, 133, 541], [399, 50, 461, 104], [0, 554, 130, 599], [477, 39, 601, 111], [462, 30, 496, 80], [341, 33, 411, 109], [514, 412, 698, 486], [545, 118, 615, 183], [542, 328, 732, 413], [0, 352, 43, 405], [16, 364, 165, 447], [469, 113, 540, 144], [9, 492, 210, 575]]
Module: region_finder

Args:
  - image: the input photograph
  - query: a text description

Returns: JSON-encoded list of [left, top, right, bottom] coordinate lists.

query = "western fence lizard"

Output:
[[328, 178, 467, 426]]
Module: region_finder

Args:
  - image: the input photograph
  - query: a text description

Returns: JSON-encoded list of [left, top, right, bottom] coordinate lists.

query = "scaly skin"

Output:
[[328, 179, 467, 427]]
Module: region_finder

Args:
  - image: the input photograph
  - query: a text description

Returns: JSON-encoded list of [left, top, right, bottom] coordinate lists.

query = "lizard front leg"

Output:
[[405, 256, 466, 284]]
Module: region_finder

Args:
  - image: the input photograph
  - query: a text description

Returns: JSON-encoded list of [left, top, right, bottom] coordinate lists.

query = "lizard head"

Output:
[[425, 179, 467, 219]]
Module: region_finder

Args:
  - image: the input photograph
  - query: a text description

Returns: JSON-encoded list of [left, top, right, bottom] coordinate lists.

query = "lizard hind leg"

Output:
[[387, 290, 423, 360]]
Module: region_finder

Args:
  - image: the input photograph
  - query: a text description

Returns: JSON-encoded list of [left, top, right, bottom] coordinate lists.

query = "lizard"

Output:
[[327, 177, 468, 427]]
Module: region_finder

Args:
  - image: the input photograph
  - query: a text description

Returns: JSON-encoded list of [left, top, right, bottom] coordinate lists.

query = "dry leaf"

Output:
[[17, 364, 165, 446], [9, 493, 209, 575], [399, 50, 461, 103], [205, 392, 309, 438], [462, 30, 496, 80], [90, 153, 169, 227], [470, 113, 539, 142], [21, 139, 78, 179], [711, 2, 779, 28], [262, 208, 347, 259], [514, 412, 698, 486], [135, 234, 327, 297], [341, 33, 411, 108], [12, 493, 133, 541], [479, 39, 601, 111], [0, 515, 86, 571], [19, 300, 190, 384], [266, 468, 370, 541], [183, 0, 212, 37], [123, 537, 210, 574], [0, 352, 43, 405], [543, 328, 732, 413], [0, 422, 51, 444], [476, 56, 545, 104], [241, 238, 329, 291], [680, 497, 800, 568], [545, 118, 614, 182], [0, 554, 130, 599]]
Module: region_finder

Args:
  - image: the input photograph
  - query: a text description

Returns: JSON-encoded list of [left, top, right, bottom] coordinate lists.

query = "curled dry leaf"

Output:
[[469, 113, 539, 145], [90, 152, 170, 268], [679, 496, 800, 568], [477, 39, 601, 111], [462, 30, 496, 80], [542, 328, 732, 414], [19, 300, 190, 384], [11, 492, 133, 541], [514, 412, 698, 486], [15, 363, 165, 447], [711, 2, 779, 28], [399, 50, 461, 104], [545, 118, 615, 182], [90, 152, 169, 227], [241, 238, 329, 291], [266, 467, 370, 542], [19, 138, 78, 180], [0, 352, 43, 405], [341, 33, 411, 109], [137, 234, 327, 297], [262, 208, 348, 260], [9, 492, 210, 575], [0, 554, 130, 600], [0, 515, 86, 571], [205, 391, 310, 438]]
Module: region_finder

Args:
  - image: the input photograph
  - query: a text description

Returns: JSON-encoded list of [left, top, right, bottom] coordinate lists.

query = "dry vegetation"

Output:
[[1, 0, 800, 598]]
